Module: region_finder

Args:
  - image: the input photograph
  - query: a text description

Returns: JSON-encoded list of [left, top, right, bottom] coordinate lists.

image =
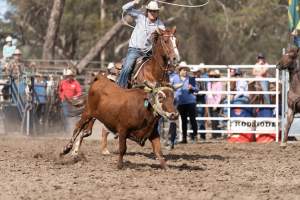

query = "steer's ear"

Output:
[[173, 83, 183, 90]]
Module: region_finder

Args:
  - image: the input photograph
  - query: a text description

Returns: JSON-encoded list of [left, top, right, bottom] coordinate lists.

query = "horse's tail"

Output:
[[65, 94, 87, 117]]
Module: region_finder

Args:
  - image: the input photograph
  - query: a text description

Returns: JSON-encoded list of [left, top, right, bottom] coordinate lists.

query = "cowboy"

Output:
[[59, 68, 82, 134], [117, 0, 165, 88], [4, 49, 25, 78]]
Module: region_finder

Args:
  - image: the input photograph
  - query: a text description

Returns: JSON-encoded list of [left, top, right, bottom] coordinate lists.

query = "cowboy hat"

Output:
[[13, 49, 22, 55], [176, 61, 190, 71], [63, 69, 74, 76], [5, 36, 12, 42], [208, 69, 221, 77], [190, 66, 201, 72], [107, 62, 114, 70], [146, 1, 160, 11]]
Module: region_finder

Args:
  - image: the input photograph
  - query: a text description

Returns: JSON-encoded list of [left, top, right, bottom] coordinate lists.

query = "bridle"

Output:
[[154, 34, 178, 82]]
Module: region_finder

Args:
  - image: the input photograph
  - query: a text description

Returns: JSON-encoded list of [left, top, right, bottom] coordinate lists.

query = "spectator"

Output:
[[207, 69, 223, 139], [166, 68, 179, 150], [59, 68, 82, 134], [253, 53, 270, 104], [191, 64, 207, 141], [4, 49, 24, 79], [172, 61, 198, 144], [2, 36, 16, 61], [220, 68, 249, 128], [34, 73, 47, 131]]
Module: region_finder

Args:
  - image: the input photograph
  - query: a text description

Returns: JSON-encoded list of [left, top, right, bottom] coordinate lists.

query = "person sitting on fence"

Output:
[[172, 61, 198, 144], [207, 69, 223, 139], [2, 36, 16, 62], [34, 73, 47, 130], [253, 53, 270, 104], [58, 68, 82, 134]]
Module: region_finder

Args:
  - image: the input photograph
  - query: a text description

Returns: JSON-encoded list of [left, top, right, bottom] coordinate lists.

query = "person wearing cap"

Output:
[[117, 0, 165, 88], [207, 69, 223, 139], [2, 36, 16, 61], [253, 53, 270, 104], [171, 61, 198, 144]]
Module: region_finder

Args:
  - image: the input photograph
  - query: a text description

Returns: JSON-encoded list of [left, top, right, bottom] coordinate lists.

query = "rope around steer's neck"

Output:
[[148, 86, 174, 118]]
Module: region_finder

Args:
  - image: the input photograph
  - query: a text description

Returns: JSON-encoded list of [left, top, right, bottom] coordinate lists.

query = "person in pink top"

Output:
[[58, 68, 82, 134], [207, 69, 223, 139]]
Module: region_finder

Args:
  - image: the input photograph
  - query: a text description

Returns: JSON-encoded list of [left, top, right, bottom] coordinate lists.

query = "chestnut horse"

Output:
[[277, 47, 300, 145], [100, 27, 180, 154]]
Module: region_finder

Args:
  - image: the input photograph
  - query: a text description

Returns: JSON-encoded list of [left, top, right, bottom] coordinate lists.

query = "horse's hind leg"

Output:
[[72, 118, 95, 156], [100, 127, 110, 155], [281, 107, 294, 146]]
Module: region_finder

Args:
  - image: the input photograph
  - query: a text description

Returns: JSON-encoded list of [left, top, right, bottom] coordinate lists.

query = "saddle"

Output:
[[131, 56, 149, 81]]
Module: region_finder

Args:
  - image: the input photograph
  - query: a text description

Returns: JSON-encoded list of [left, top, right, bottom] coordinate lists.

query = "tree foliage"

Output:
[[0, 0, 289, 66]]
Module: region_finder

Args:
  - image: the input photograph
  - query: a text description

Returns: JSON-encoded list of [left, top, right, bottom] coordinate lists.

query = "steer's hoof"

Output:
[[101, 149, 110, 155]]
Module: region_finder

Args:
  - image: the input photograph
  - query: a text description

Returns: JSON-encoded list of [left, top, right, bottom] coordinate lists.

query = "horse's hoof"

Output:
[[280, 142, 287, 148], [101, 149, 110, 155]]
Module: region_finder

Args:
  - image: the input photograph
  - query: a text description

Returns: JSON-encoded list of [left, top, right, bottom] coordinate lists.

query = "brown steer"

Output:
[[60, 74, 178, 169]]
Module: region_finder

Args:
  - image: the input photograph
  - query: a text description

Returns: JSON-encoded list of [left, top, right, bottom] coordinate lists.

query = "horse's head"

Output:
[[152, 27, 180, 67], [277, 47, 299, 71]]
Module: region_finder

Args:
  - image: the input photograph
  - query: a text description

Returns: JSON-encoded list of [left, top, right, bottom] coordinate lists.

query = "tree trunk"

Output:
[[42, 0, 65, 60], [76, 16, 132, 73]]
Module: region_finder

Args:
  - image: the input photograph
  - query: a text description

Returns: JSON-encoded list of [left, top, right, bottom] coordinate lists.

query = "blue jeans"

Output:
[[117, 47, 144, 88], [260, 81, 270, 104], [294, 36, 300, 48]]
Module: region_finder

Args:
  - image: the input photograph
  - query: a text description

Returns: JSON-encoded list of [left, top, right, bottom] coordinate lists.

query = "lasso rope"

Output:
[[156, 0, 210, 8], [122, 0, 210, 28]]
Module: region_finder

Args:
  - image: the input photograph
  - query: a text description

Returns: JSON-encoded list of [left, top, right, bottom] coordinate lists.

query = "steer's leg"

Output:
[[100, 127, 110, 155], [149, 124, 167, 169], [72, 118, 95, 156], [60, 113, 90, 156], [281, 107, 294, 146], [117, 133, 127, 169]]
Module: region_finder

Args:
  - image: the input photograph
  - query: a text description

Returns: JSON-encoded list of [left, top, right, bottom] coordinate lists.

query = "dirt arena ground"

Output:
[[0, 135, 300, 200]]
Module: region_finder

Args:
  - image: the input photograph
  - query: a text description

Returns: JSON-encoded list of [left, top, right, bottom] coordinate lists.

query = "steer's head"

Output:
[[144, 81, 178, 121]]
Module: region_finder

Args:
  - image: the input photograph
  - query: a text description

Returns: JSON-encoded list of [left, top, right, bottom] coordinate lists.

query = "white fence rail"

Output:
[[185, 64, 282, 142]]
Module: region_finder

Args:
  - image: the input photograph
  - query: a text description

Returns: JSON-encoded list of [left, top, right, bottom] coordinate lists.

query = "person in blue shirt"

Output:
[[117, 0, 165, 88], [171, 61, 198, 144], [34, 73, 47, 128], [2, 36, 16, 61]]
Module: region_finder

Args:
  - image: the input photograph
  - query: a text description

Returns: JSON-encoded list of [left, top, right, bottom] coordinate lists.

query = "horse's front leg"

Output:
[[281, 107, 294, 146]]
